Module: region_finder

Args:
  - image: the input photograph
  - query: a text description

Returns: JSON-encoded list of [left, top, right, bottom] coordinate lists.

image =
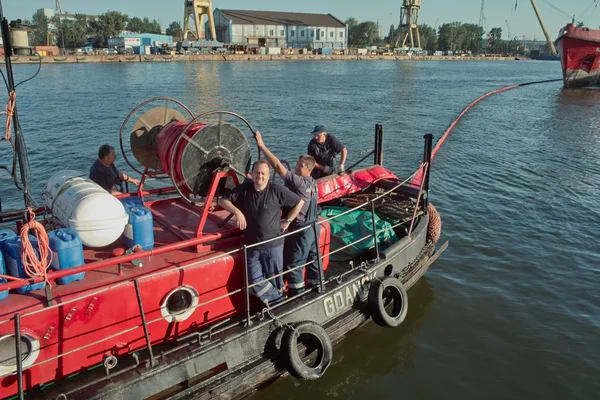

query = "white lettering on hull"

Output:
[[323, 272, 377, 317]]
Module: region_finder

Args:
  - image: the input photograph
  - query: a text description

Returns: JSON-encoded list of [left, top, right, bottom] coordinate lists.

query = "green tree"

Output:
[[31, 10, 50, 46], [418, 24, 437, 52], [384, 24, 396, 44], [127, 17, 144, 32], [166, 21, 181, 37], [488, 27, 503, 53], [89, 11, 128, 46], [345, 17, 359, 46], [352, 21, 377, 46]]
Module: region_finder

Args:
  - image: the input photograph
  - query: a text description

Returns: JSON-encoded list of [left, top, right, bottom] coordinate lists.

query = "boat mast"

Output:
[[529, 0, 558, 55]]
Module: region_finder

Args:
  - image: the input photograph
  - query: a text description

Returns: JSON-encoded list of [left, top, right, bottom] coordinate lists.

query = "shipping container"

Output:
[[317, 47, 333, 55], [267, 47, 281, 55]]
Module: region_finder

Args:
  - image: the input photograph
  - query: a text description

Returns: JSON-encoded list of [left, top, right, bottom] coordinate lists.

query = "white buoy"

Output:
[[43, 170, 129, 248]]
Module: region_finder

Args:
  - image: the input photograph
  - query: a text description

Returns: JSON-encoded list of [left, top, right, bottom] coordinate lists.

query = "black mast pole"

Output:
[[0, 0, 31, 207]]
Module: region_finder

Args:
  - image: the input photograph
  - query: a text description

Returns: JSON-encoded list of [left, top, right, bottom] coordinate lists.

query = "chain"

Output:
[[264, 307, 299, 335]]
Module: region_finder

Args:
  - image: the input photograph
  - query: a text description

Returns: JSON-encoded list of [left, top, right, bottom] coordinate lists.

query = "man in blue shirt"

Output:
[[218, 160, 304, 306], [89, 144, 139, 194], [256, 132, 322, 296], [307, 125, 348, 179]]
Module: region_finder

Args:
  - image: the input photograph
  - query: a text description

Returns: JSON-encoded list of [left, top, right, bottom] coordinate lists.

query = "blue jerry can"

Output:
[[48, 228, 85, 285], [0, 229, 16, 300], [4, 236, 46, 294], [123, 206, 154, 251]]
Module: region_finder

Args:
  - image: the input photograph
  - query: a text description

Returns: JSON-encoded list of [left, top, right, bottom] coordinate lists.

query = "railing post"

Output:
[[14, 314, 24, 400], [374, 124, 380, 165], [422, 134, 433, 209], [369, 200, 380, 261], [312, 222, 325, 293], [133, 279, 157, 367], [377, 125, 384, 166], [242, 245, 252, 326]]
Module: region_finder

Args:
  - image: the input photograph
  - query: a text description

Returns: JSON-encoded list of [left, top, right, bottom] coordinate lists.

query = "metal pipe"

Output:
[[374, 125, 380, 165], [0, 231, 223, 292], [377, 125, 384, 166], [369, 200, 380, 260], [133, 279, 157, 367], [14, 314, 24, 400], [346, 150, 375, 172], [242, 245, 252, 326], [312, 221, 325, 292]]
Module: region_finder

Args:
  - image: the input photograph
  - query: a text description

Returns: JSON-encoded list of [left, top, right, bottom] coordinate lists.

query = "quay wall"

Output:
[[0, 54, 517, 64]]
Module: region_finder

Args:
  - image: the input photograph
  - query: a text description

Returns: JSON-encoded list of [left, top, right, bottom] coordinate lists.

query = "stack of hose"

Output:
[[157, 121, 205, 195]]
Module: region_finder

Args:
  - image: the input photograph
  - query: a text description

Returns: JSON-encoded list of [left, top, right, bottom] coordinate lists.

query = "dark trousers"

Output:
[[284, 223, 321, 289], [247, 245, 284, 304]]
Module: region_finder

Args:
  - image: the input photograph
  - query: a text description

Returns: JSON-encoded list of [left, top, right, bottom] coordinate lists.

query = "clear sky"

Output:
[[3, 0, 599, 40]]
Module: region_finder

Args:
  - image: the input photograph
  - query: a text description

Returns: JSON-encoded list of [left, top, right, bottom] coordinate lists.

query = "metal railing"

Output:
[[5, 162, 429, 399]]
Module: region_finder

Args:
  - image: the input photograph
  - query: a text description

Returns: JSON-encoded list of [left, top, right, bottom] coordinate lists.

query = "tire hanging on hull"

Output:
[[368, 277, 408, 328], [282, 320, 333, 380]]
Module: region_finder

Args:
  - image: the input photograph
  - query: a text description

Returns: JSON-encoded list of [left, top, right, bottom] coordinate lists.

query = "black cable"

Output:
[[15, 55, 42, 88], [0, 66, 8, 91]]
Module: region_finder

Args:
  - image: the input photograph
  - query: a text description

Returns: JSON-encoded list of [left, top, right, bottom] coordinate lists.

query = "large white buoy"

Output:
[[43, 170, 129, 248]]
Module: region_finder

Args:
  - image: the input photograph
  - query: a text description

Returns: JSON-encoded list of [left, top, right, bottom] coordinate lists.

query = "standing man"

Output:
[[255, 132, 321, 296], [307, 125, 348, 179], [218, 160, 304, 306], [89, 144, 139, 195]]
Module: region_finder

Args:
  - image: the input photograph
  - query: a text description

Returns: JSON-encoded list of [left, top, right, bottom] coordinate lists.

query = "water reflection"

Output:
[[248, 278, 437, 400]]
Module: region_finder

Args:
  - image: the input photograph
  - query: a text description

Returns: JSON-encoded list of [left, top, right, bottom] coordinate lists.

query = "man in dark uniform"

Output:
[[307, 125, 348, 179], [255, 132, 322, 296], [217, 160, 304, 305], [89, 144, 139, 194]]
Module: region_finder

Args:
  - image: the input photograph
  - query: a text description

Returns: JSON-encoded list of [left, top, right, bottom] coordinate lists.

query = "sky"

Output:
[[3, 0, 599, 40]]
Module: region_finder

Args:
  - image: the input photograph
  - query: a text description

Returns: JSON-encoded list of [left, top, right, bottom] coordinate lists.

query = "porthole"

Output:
[[160, 286, 199, 323], [0, 333, 40, 376]]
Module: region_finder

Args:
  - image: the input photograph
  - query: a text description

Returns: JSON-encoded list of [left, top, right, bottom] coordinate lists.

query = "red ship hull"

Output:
[[555, 24, 600, 88]]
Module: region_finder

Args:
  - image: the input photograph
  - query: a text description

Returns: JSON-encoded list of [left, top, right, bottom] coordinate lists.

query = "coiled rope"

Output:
[[0, 90, 15, 141], [427, 203, 442, 243], [20, 207, 52, 287]]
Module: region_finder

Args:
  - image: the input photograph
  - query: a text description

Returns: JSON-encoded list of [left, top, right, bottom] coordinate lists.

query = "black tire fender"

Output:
[[283, 320, 332, 380], [368, 276, 408, 328]]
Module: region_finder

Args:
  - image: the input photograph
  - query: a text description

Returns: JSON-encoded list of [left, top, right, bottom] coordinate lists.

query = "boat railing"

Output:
[[3, 161, 430, 399]]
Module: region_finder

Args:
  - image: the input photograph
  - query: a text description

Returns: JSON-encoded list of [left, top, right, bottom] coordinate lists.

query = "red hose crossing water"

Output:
[[410, 78, 562, 186]]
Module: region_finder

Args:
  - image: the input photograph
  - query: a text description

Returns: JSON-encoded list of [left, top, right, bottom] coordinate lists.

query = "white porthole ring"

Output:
[[0, 331, 41, 377], [160, 286, 199, 323]]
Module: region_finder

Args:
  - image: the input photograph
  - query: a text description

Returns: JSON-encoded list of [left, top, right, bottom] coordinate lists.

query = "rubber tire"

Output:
[[368, 276, 408, 328], [283, 321, 332, 380]]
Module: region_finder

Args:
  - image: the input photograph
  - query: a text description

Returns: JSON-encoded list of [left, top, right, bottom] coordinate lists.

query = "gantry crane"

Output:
[[395, 0, 421, 49], [183, 0, 217, 42]]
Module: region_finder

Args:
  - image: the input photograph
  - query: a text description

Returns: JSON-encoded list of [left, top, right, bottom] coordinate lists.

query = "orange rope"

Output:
[[20, 207, 52, 287], [0, 91, 16, 141]]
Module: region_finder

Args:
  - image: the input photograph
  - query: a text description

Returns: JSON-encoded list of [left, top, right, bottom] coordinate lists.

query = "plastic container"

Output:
[[43, 170, 128, 248], [0, 229, 17, 300], [48, 228, 85, 285], [123, 206, 154, 251], [120, 196, 144, 211], [4, 236, 46, 294]]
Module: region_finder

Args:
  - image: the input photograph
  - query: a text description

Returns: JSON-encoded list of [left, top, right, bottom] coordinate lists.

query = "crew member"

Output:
[[217, 160, 304, 306], [255, 132, 321, 296], [89, 144, 139, 194], [307, 125, 348, 179]]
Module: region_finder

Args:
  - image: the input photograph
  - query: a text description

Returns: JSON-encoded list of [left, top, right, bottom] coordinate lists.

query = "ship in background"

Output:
[[555, 24, 600, 88]]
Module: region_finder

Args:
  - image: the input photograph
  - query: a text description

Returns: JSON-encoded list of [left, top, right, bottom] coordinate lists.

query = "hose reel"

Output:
[[120, 98, 255, 202]]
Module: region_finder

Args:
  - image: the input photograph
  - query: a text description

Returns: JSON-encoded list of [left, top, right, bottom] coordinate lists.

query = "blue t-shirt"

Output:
[[89, 159, 123, 192]]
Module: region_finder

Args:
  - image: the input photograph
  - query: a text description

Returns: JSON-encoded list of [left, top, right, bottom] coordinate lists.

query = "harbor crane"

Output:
[[515, 0, 558, 55], [182, 0, 217, 42], [395, 0, 421, 50]]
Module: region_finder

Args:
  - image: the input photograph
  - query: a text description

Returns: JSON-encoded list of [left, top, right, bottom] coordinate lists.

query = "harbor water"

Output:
[[1, 60, 599, 399]]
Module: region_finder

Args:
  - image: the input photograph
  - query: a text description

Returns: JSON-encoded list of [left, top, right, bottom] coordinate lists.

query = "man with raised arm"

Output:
[[307, 125, 348, 179], [255, 132, 321, 296], [217, 160, 304, 306]]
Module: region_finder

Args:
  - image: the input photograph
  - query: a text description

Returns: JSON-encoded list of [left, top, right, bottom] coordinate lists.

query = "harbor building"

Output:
[[211, 10, 347, 49], [108, 32, 173, 53]]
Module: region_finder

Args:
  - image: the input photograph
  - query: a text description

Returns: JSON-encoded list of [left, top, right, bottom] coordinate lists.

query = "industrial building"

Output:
[[211, 10, 348, 49], [108, 32, 173, 53]]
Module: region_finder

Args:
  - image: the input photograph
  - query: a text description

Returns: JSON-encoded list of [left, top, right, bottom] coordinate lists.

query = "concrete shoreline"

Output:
[[1, 53, 517, 64]]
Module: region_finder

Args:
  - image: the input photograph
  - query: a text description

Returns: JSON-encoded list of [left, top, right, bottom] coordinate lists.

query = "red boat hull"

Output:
[[555, 24, 600, 88]]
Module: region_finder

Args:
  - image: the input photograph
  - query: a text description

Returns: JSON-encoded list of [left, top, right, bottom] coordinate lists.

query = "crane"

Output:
[[182, 0, 217, 42], [55, 0, 63, 15], [394, 0, 422, 50], [528, 0, 557, 55], [505, 19, 512, 39]]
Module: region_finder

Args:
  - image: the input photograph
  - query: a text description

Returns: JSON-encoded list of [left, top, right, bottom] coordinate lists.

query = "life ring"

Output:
[[283, 320, 332, 380], [368, 277, 408, 328]]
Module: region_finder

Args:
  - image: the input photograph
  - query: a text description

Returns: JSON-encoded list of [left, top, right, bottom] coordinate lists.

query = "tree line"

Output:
[[347, 17, 518, 54], [27, 10, 182, 49]]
